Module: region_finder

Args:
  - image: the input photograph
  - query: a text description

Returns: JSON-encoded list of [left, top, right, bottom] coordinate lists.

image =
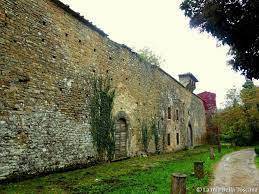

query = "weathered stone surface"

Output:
[[0, 0, 207, 181]]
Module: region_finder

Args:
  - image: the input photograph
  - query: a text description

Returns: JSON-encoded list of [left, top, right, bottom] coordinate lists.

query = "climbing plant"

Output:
[[151, 118, 160, 154], [89, 75, 115, 161], [141, 121, 149, 153]]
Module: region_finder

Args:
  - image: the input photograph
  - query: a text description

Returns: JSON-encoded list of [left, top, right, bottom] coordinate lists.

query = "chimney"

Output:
[[178, 73, 198, 92]]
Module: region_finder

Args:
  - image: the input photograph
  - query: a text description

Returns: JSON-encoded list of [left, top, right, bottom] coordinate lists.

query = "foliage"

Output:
[[0, 145, 240, 194], [89, 75, 116, 161], [213, 81, 259, 145], [151, 118, 160, 153], [255, 146, 259, 156], [138, 47, 164, 67], [256, 156, 259, 168], [180, 0, 259, 79], [213, 105, 253, 146], [240, 80, 257, 107], [141, 121, 149, 153], [224, 87, 241, 108]]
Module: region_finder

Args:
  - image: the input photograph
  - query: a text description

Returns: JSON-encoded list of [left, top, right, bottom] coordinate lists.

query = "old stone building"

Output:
[[0, 0, 206, 181]]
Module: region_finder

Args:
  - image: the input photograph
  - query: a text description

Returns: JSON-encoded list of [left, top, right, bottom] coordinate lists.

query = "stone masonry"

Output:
[[0, 0, 207, 181]]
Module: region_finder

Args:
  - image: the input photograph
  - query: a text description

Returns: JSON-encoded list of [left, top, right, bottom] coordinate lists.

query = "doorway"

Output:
[[115, 118, 128, 159], [187, 124, 193, 147]]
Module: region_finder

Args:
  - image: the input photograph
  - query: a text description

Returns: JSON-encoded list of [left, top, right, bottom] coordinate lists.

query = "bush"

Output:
[[255, 146, 259, 155]]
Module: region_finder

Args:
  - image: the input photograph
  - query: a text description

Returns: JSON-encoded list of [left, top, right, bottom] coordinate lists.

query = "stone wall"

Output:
[[0, 0, 206, 181]]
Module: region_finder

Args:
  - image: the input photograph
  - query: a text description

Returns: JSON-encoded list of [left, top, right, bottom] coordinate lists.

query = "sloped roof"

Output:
[[179, 73, 199, 82]]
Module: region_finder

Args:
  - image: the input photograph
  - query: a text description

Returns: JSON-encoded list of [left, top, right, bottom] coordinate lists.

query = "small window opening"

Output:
[[94, 48, 96, 52], [78, 39, 81, 43], [176, 109, 179, 121], [65, 33, 68, 37], [167, 133, 171, 146], [109, 56, 112, 60], [176, 133, 179, 145], [168, 107, 171, 119]]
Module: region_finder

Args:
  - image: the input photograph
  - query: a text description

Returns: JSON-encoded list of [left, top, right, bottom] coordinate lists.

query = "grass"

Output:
[[255, 145, 259, 168], [256, 156, 259, 168], [0, 145, 240, 194]]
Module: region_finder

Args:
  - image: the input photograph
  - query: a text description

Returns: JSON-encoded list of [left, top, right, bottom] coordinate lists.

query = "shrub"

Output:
[[255, 146, 259, 155]]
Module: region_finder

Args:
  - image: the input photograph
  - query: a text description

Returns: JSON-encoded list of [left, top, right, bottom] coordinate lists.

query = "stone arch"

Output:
[[187, 122, 193, 147], [114, 111, 131, 159]]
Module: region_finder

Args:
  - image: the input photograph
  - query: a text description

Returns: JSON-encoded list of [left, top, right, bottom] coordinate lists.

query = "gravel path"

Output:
[[209, 149, 259, 194]]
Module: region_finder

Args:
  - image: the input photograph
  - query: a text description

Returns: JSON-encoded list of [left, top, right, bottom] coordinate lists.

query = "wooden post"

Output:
[[217, 127, 221, 153], [194, 161, 204, 179], [210, 146, 215, 160], [171, 173, 187, 194], [217, 143, 222, 153]]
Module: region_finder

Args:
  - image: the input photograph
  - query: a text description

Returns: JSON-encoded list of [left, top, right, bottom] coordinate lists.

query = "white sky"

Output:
[[60, 0, 259, 108]]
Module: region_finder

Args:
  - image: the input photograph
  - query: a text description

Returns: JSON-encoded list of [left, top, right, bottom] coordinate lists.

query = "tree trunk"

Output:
[[171, 173, 187, 194]]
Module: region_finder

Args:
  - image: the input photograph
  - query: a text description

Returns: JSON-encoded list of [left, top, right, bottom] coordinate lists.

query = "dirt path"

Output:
[[209, 149, 259, 194]]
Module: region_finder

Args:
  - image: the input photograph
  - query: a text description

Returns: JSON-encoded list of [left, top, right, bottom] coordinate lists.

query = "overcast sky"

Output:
[[60, 0, 258, 108]]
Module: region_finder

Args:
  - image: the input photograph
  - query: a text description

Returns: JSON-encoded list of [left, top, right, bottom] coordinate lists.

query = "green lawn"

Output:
[[256, 156, 259, 168], [0, 145, 239, 194]]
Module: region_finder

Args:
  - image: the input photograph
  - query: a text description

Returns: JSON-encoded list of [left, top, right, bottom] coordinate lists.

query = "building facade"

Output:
[[0, 0, 206, 181]]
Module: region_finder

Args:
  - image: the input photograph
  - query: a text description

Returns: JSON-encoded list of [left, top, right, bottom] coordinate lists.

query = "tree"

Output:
[[240, 80, 259, 143], [180, 0, 259, 79], [240, 79, 257, 106], [213, 105, 253, 146], [213, 82, 259, 145], [138, 47, 164, 67], [224, 87, 241, 108]]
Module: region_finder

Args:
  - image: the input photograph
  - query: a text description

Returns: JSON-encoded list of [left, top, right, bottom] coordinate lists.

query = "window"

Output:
[[167, 133, 171, 146], [176, 109, 179, 121], [168, 107, 171, 119], [176, 133, 179, 145]]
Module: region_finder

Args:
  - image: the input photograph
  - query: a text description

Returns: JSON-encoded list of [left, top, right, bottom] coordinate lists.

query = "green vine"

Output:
[[151, 118, 160, 153], [141, 121, 149, 153], [89, 75, 115, 161]]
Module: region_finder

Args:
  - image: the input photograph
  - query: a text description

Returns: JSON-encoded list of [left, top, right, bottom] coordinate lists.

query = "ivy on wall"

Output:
[[141, 121, 149, 153], [151, 118, 160, 154], [140, 117, 161, 154], [89, 76, 115, 162]]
